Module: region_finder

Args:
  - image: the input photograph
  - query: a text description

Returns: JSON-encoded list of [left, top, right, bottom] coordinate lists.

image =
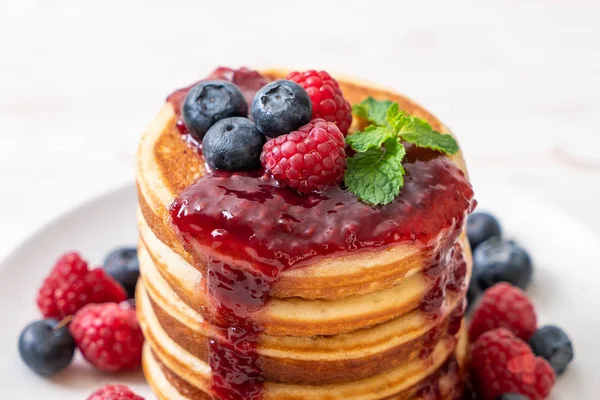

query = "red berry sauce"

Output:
[[420, 242, 469, 316], [167, 69, 475, 399], [415, 357, 462, 400]]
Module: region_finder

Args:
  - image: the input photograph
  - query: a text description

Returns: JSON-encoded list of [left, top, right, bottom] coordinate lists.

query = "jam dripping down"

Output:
[[420, 243, 469, 316], [207, 260, 269, 399], [168, 69, 475, 400], [415, 357, 463, 400]]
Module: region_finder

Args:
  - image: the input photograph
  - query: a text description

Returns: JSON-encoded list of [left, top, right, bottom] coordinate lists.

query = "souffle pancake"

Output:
[[136, 67, 475, 399]]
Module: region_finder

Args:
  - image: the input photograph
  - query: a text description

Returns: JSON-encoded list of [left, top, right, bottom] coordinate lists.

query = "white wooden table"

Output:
[[1, 0, 599, 260]]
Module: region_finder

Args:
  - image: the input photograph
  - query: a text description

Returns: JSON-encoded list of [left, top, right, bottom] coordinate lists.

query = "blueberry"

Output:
[[251, 80, 312, 137], [104, 247, 139, 298], [473, 237, 533, 290], [467, 212, 502, 250], [529, 325, 574, 375], [496, 394, 528, 400], [182, 80, 248, 141], [203, 117, 265, 171], [18, 319, 75, 377]]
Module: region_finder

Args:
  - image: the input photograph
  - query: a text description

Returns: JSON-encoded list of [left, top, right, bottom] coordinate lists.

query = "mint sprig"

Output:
[[344, 97, 459, 205], [351, 97, 393, 126], [345, 138, 406, 206]]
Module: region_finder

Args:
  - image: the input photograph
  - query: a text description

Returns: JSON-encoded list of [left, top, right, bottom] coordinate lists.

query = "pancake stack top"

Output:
[[136, 68, 475, 400]]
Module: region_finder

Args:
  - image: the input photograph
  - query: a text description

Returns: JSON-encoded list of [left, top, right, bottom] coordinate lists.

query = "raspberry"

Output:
[[261, 119, 346, 192], [287, 70, 352, 135], [469, 282, 537, 342], [70, 302, 144, 372], [87, 384, 144, 400], [471, 328, 555, 400], [36, 252, 127, 319]]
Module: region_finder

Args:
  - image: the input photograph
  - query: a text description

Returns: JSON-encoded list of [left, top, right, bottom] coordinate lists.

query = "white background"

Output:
[[1, 0, 599, 260]]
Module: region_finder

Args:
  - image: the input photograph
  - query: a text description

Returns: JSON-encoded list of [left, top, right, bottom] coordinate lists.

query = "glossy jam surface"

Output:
[[167, 68, 474, 400], [171, 149, 473, 274], [207, 261, 265, 399], [421, 243, 469, 315], [170, 150, 472, 399]]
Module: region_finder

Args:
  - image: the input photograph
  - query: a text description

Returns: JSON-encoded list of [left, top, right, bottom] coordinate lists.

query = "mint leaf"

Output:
[[385, 102, 404, 127], [346, 125, 395, 152], [392, 114, 433, 136], [393, 115, 459, 154], [401, 130, 459, 154], [345, 97, 461, 205], [352, 97, 393, 126], [345, 138, 406, 205]]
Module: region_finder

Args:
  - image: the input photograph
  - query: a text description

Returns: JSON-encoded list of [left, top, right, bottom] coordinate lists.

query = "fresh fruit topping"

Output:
[[182, 80, 248, 141], [167, 67, 268, 116], [251, 80, 312, 137], [104, 247, 139, 299], [467, 212, 502, 249], [473, 238, 533, 290], [70, 302, 144, 372], [260, 118, 346, 192], [470, 282, 537, 342], [203, 117, 265, 171], [87, 384, 144, 400], [37, 252, 127, 319], [345, 98, 459, 205], [528, 325, 574, 375], [496, 394, 530, 400], [471, 328, 555, 400], [18, 318, 75, 377], [286, 70, 352, 134]]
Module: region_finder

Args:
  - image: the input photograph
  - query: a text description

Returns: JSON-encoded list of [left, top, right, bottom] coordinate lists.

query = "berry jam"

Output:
[[170, 148, 473, 399], [172, 151, 472, 276], [168, 68, 474, 400], [420, 243, 468, 315], [415, 357, 461, 400]]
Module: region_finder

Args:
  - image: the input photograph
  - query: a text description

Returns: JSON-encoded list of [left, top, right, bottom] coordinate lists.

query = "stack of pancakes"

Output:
[[136, 70, 473, 400]]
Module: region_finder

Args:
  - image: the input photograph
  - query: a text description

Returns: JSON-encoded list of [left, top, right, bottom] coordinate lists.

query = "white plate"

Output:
[[0, 180, 597, 399]]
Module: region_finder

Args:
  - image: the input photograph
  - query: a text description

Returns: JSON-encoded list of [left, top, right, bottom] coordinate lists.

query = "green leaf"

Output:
[[352, 97, 393, 126], [346, 125, 395, 152], [346, 96, 461, 205], [385, 103, 404, 127], [392, 114, 433, 135], [393, 115, 459, 154], [401, 130, 459, 154], [344, 138, 406, 206]]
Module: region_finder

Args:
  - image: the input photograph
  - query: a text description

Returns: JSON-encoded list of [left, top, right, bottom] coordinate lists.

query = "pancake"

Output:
[[138, 208, 471, 337], [136, 68, 475, 399], [137, 252, 469, 384], [140, 292, 469, 400], [142, 332, 468, 400], [136, 71, 471, 301]]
